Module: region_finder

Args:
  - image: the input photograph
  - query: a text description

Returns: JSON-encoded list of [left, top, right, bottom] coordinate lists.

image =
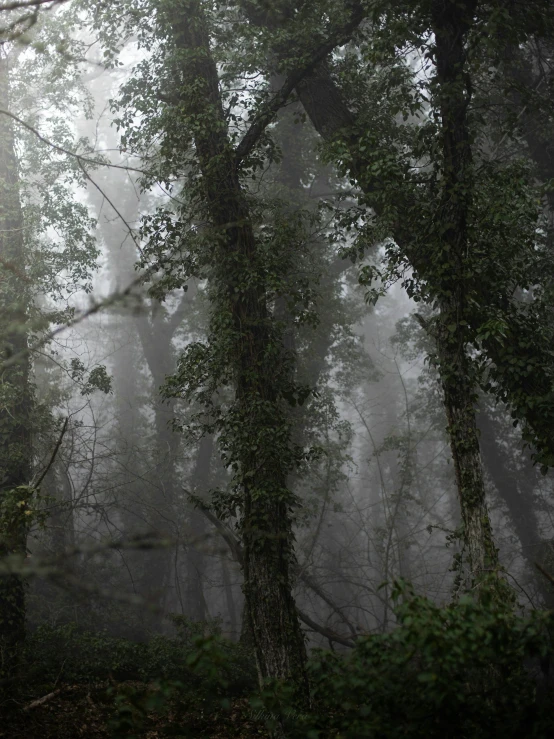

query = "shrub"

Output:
[[294, 586, 554, 738], [23, 616, 256, 700]]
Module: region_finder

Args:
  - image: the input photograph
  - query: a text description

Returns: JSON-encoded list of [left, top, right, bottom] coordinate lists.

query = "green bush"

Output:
[[23, 616, 256, 699], [20, 593, 554, 738], [294, 586, 554, 738]]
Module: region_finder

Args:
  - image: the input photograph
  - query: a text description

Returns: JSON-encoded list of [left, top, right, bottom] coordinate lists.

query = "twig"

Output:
[[32, 417, 68, 490], [23, 689, 61, 711], [535, 561, 554, 587], [0, 270, 150, 372], [0, 107, 153, 177], [0, 0, 66, 9], [78, 159, 142, 252]]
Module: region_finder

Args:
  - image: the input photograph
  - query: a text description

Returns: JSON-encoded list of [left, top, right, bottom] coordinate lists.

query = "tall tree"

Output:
[[0, 8, 104, 667], [160, 0, 309, 695], [238, 0, 554, 591], [426, 0, 498, 586], [0, 46, 31, 672]]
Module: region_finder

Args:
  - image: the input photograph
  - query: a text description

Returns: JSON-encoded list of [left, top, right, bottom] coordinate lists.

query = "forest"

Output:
[[1, 0, 554, 737]]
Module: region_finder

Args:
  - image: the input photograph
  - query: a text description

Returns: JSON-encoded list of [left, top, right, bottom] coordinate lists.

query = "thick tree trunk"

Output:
[[0, 51, 32, 673], [165, 1, 309, 698], [436, 319, 498, 582], [477, 408, 553, 604], [430, 0, 499, 585]]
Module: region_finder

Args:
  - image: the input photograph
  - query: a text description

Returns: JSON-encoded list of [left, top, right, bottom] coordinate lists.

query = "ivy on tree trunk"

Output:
[[161, 0, 309, 701]]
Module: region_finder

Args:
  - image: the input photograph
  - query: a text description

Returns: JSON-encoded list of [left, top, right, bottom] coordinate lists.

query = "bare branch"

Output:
[[78, 159, 142, 251], [192, 499, 358, 647], [535, 561, 554, 587], [0, 270, 152, 372], [23, 689, 62, 711], [0, 107, 154, 177], [301, 570, 359, 638], [297, 608, 356, 648], [32, 416, 68, 490], [0, 0, 67, 11], [193, 498, 245, 566]]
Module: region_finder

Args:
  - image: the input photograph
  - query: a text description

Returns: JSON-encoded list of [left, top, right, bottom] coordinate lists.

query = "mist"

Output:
[[2, 1, 554, 737]]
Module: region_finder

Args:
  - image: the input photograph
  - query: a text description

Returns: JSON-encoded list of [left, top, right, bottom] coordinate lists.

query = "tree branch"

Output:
[[0, 108, 153, 176], [300, 569, 359, 638], [234, 3, 365, 165], [193, 498, 245, 566], [32, 417, 68, 490], [0, 0, 67, 9], [296, 608, 356, 648], [535, 561, 554, 587], [0, 270, 151, 372], [78, 160, 142, 252], [23, 689, 62, 711]]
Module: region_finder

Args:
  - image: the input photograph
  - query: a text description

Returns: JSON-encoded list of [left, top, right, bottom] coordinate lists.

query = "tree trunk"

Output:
[[221, 557, 238, 639], [437, 319, 498, 583], [164, 1, 309, 699], [477, 407, 552, 605], [0, 51, 32, 673], [86, 156, 180, 631], [430, 0, 499, 586], [134, 308, 180, 627]]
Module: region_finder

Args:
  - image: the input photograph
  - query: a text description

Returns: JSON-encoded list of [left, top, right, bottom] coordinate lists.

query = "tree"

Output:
[[0, 45, 31, 673], [158, 0, 310, 696], [43, 0, 553, 703], [83, 0, 374, 701], [236, 0, 554, 594], [0, 10, 106, 671]]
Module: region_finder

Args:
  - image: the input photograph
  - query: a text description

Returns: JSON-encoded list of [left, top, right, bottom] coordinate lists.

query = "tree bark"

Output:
[[221, 556, 238, 639], [430, 0, 499, 585], [477, 408, 553, 605], [186, 433, 213, 622], [164, 1, 309, 699]]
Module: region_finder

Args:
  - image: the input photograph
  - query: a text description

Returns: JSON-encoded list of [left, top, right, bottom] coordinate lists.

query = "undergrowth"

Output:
[[3, 589, 554, 738]]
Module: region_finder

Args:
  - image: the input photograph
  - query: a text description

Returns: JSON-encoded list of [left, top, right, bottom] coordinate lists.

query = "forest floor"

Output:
[[1, 682, 271, 738]]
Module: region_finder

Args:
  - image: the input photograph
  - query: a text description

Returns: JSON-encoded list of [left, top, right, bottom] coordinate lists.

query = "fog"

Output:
[[2, 2, 554, 735], [24, 44, 554, 643]]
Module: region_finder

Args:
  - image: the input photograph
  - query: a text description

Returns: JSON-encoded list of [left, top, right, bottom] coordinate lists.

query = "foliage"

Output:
[[4, 1, 554, 736], [9, 618, 256, 737], [293, 586, 554, 738], [0, 483, 50, 537], [9, 594, 554, 738], [330, 4, 554, 469], [23, 617, 256, 697]]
